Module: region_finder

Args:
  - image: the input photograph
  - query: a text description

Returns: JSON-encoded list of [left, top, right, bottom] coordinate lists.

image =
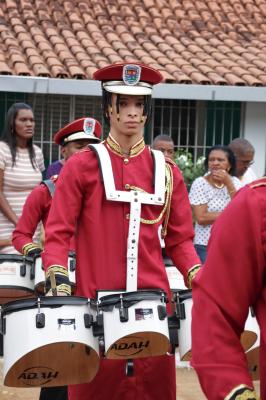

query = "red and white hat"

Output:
[[54, 118, 102, 145], [93, 62, 163, 95]]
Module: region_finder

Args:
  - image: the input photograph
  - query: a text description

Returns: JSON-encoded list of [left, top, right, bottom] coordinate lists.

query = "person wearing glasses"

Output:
[[229, 138, 257, 184]]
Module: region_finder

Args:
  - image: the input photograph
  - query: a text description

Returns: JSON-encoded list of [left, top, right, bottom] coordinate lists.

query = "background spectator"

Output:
[[0, 102, 44, 254], [189, 145, 242, 263], [229, 138, 257, 184], [152, 134, 175, 160]]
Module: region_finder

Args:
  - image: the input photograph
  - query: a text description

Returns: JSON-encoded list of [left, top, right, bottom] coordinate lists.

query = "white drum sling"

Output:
[[90, 144, 171, 359]]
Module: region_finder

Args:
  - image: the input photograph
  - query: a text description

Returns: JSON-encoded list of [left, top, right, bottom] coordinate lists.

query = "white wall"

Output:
[[243, 102, 266, 177]]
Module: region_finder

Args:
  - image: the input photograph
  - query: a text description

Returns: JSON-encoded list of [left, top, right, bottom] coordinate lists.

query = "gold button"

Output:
[[126, 213, 130, 219], [124, 158, 129, 164], [125, 184, 130, 190]]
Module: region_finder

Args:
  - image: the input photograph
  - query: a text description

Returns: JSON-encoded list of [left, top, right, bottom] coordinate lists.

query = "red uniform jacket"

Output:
[[13, 177, 75, 253], [192, 179, 266, 399], [42, 142, 200, 400]]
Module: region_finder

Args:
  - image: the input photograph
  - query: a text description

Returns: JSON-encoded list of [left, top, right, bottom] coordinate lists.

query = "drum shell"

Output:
[[2, 296, 99, 387], [0, 255, 34, 304], [34, 255, 76, 294], [99, 290, 170, 360], [177, 291, 192, 361]]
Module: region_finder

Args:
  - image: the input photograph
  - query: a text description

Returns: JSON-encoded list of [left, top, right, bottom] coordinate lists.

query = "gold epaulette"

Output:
[[250, 177, 266, 189]]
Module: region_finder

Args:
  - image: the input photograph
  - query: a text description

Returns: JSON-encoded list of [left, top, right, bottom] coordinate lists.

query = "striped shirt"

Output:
[[0, 141, 45, 254]]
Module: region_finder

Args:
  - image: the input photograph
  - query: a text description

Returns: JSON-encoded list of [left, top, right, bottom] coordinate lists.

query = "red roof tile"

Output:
[[1, 0, 266, 85]]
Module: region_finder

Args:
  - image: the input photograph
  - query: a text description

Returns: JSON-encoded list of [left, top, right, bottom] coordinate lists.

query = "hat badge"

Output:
[[83, 118, 96, 136], [123, 64, 141, 86]]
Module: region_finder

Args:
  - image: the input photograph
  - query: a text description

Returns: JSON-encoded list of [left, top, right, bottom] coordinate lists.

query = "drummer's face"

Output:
[[62, 140, 91, 160], [109, 94, 146, 139]]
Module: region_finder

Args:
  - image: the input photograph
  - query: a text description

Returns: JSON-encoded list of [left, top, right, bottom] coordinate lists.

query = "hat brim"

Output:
[[63, 132, 101, 144], [104, 84, 152, 96]]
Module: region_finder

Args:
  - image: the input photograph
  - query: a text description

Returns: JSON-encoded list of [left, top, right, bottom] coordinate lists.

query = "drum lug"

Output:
[[0, 317, 6, 335], [84, 313, 94, 328], [20, 263, 26, 277], [92, 314, 104, 337], [119, 307, 128, 322], [168, 313, 179, 351], [157, 305, 167, 320], [125, 359, 134, 377], [36, 312, 45, 328], [69, 257, 76, 272], [98, 336, 105, 358], [176, 303, 186, 320], [30, 264, 35, 280]]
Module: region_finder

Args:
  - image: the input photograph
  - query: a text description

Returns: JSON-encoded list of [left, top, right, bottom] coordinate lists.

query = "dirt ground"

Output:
[[0, 358, 260, 399]]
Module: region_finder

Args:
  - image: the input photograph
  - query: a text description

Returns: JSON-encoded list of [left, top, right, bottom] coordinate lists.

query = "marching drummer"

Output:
[[42, 62, 201, 400], [12, 117, 101, 400], [12, 117, 101, 257], [191, 179, 266, 399]]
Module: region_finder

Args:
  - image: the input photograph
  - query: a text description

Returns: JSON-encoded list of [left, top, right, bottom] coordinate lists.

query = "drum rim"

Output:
[[98, 289, 167, 306], [0, 254, 33, 264], [178, 289, 192, 301], [1, 296, 91, 315]]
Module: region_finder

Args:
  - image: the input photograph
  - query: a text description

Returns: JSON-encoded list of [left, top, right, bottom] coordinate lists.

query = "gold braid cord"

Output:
[[225, 385, 259, 400], [45, 265, 71, 295], [127, 163, 173, 236], [22, 242, 42, 256], [187, 265, 201, 289]]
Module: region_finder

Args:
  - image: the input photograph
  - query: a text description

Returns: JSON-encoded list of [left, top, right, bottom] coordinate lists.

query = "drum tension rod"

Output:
[[119, 294, 128, 323], [36, 297, 45, 329]]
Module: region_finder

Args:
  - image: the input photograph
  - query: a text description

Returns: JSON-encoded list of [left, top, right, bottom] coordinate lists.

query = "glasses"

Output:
[[237, 159, 254, 166]]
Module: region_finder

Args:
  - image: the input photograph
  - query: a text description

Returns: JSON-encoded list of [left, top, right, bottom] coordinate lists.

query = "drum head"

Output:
[[105, 331, 170, 359], [4, 342, 99, 387], [240, 330, 258, 352]]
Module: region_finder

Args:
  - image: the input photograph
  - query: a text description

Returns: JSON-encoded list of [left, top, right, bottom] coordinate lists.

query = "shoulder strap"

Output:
[[42, 179, 56, 197]]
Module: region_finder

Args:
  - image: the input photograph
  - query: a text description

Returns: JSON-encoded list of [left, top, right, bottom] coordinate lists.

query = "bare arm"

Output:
[[0, 169, 18, 226], [192, 203, 220, 226]]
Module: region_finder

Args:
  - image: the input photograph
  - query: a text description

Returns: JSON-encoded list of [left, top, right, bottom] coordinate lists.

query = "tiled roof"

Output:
[[1, 0, 266, 86]]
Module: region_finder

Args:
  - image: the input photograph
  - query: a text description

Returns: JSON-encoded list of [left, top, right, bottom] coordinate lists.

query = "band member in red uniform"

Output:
[[12, 117, 101, 256], [42, 62, 201, 400], [12, 117, 101, 400], [192, 178, 266, 400]]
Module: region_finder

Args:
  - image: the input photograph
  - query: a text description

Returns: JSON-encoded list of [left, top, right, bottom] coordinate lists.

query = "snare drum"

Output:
[[34, 252, 76, 294], [240, 308, 260, 380], [0, 255, 34, 304], [176, 290, 192, 361], [97, 290, 170, 359], [1, 296, 99, 387]]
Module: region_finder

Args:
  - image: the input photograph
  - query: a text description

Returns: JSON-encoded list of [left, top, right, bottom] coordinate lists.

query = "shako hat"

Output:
[[54, 117, 102, 145], [93, 62, 163, 95]]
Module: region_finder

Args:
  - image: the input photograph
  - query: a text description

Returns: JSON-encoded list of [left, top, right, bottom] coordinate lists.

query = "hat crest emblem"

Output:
[[123, 64, 141, 86], [83, 118, 96, 136]]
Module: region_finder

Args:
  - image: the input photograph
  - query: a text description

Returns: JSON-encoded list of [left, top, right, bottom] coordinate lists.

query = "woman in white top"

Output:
[[189, 145, 242, 263], [0, 103, 45, 254]]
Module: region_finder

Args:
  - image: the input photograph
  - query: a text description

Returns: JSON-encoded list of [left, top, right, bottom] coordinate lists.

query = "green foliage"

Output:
[[174, 149, 205, 188]]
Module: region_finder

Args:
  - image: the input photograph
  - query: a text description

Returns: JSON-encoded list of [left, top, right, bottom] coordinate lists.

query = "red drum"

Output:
[[0, 255, 34, 304], [1, 296, 99, 387]]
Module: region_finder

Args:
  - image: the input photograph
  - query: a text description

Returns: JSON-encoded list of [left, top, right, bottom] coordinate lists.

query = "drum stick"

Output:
[[50, 270, 57, 296]]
